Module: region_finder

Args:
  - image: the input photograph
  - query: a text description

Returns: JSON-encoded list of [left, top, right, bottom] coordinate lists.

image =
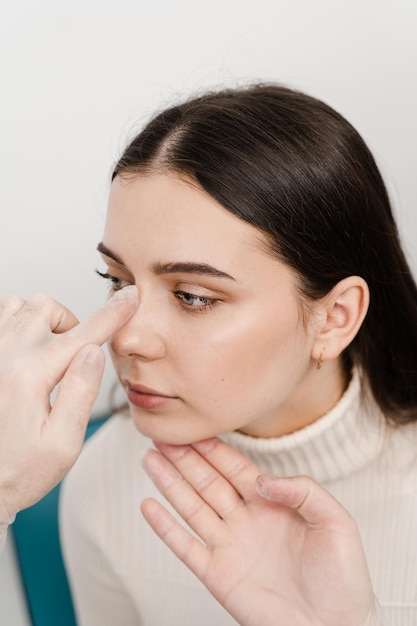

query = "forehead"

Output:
[[105, 173, 272, 266]]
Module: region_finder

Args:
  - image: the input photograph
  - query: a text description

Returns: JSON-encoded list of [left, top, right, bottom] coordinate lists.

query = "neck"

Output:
[[238, 358, 348, 438], [224, 367, 386, 484]]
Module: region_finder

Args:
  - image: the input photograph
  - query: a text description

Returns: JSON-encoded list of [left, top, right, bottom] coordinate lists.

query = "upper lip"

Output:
[[123, 380, 175, 398]]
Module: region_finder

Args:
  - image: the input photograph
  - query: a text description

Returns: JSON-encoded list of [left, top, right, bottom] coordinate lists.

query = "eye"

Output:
[[96, 269, 132, 292], [174, 290, 217, 313]]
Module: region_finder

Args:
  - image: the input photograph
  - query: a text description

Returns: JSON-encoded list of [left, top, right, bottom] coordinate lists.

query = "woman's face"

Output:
[[101, 173, 329, 444]]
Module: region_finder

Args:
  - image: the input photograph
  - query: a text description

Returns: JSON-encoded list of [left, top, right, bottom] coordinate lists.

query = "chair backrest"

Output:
[[12, 416, 110, 626]]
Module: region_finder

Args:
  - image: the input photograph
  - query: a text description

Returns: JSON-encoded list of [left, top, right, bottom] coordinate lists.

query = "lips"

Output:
[[123, 380, 177, 410]]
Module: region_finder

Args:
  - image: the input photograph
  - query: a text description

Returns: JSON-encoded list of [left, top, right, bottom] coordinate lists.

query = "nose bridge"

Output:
[[109, 291, 166, 359]]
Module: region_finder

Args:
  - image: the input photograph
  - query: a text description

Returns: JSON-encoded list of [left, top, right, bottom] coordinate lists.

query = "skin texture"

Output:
[[101, 173, 368, 444], [0, 286, 138, 525], [141, 438, 375, 626]]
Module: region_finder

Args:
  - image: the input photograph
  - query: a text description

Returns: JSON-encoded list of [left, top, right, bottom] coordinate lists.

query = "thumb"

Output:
[[49, 344, 105, 454], [255, 474, 353, 528]]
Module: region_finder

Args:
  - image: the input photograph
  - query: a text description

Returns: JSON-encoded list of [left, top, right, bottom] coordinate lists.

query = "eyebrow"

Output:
[[97, 242, 125, 265], [153, 261, 235, 280], [97, 242, 235, 281]]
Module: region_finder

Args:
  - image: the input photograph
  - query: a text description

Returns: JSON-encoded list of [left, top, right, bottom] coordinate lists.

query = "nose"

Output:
[[108, 299, 166, 361]]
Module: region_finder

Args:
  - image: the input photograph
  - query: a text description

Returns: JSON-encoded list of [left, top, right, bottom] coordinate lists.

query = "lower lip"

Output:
[[126, 388, 175, 410]]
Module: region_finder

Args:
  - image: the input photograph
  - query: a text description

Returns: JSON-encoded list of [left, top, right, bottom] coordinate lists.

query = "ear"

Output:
[[311, 276, 370, 363]]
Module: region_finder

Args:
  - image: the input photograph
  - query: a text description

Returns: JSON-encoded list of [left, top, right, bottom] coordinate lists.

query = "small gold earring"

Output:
[[316, 347, 325, 370]]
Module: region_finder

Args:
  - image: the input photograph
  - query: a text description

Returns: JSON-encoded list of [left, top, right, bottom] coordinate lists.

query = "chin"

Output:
[[129, 414, 198, 446], [128, 403, 228, 445]]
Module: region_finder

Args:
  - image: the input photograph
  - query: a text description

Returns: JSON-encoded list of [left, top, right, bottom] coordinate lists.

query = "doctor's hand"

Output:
[[0, 287, 138, 527], [142, 437, 376, 626]]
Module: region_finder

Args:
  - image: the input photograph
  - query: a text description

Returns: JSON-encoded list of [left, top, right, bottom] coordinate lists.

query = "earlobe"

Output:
[[312, 276, 370, 363]]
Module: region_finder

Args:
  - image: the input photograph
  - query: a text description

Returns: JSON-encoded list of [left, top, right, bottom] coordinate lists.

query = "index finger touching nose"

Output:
[[38, 287, 138, 390], [67, 286, 139, 347]]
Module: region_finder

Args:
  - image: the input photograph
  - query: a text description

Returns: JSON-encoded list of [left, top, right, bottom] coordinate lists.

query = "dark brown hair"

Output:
[[112, 83, 417, 423]]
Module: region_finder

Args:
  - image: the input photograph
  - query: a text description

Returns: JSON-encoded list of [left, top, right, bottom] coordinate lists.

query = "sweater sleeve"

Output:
[[60, 500, 139, 626], [59, 418, 141, 626]]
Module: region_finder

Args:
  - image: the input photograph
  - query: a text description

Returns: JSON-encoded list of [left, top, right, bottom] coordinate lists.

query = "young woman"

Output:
[[60, 84, 417, 625]]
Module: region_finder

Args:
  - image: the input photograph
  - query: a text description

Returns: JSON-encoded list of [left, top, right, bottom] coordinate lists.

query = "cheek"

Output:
[[181, 309, 306, 392]]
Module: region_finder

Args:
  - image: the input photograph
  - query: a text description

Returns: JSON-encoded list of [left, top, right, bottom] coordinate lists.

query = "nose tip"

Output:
[[108, 302, 166, 361]]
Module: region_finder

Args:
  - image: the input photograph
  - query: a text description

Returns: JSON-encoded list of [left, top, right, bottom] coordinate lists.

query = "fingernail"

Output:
[[141, 449, 163, 473], [110, 286, 138, 304], [255, 474, 278, 501], [142, 449, 181, 482], [255, 475, 268, 498]]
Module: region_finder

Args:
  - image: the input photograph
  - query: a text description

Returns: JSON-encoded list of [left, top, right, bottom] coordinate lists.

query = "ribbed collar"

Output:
[[222, 370, 387, 484]]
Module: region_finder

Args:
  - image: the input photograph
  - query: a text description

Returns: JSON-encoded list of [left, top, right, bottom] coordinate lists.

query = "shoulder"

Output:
[[384, 418, 417, 468]]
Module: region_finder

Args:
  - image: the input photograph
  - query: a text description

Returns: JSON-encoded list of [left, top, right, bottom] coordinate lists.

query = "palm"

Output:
[[141, 438, 374, 626]]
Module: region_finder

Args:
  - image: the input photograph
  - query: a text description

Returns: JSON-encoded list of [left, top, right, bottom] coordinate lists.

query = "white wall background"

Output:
[[0, 0, 416, 622], [1, 0, 416, 415]]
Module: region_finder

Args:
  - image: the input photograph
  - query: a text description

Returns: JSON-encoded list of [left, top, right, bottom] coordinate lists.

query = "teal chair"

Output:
[[12, 416, 109, 626]]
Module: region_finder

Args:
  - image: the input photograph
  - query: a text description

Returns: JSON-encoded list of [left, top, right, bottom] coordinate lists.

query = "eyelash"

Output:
[[95, 270, 132, 292], [173, 290, 218, 314], [96, 270, 219, 314]]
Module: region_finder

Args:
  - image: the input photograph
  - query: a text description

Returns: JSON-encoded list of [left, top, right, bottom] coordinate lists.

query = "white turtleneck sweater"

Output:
[[59, 373, 417, 625]]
